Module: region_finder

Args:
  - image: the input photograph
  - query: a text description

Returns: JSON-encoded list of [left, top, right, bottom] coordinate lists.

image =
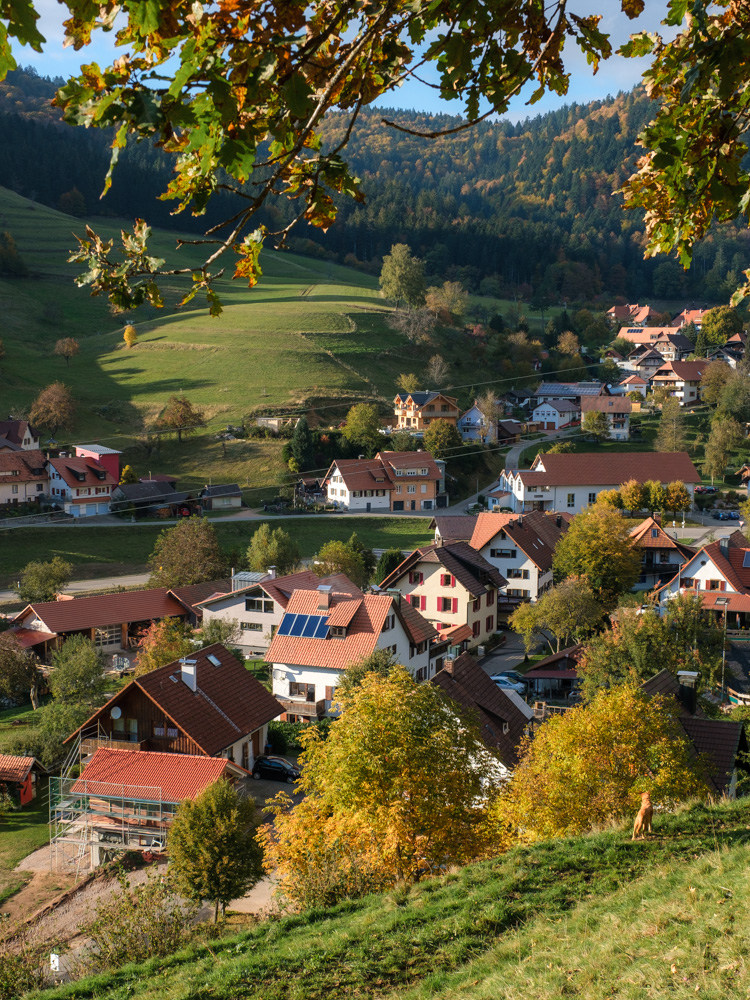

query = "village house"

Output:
[[579, 395, 632, 440], [495, 451, 699, 516], [501, 387, 535, 414], [630, 516, 695, 590], [199, 483, 242, 510], [0, 755, 45, 806], [613, 373, 649, 398], [110, 480, 196, 518], [0, 449, 47, 507], [392, 391, 459, 432], [457, 403, 524, 444], [617, 327, 694, 360], [431, 515, 478, 545], [10, 578, 232, 660], [650, 359, 708, 406], [534, 381, 609, 405], [530, 398, 580, 431], [47, 454, 117, 517], [74, 445, 122, 481], [62, 749, 249, 865], [267, 584, 440, 720], [468, 510, 570, 605], [672, 308, 708, 330], [656, 532, 750, 631], [0, 419, 39, 452], [624, 346, 669, 378], [431, 652, 534, 769], [198, 569, 363, 656], [66, 643, 283, 769], [379, 541, 506, 644], [325, 450, 447, 512], [523, 645, 583, 702]]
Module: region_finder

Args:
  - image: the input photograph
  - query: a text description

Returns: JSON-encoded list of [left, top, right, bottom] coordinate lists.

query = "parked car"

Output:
[[696, 485, 718, 494], [496, 670, 529, 690], [489, 674, 527, 695], [712, 510, 730, 520], [251, 755, 300, 783], [728, 510, 741, 520]]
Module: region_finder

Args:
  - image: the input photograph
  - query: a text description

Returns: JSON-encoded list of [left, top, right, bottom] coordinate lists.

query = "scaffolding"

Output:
[[49, 727, 170, 877]]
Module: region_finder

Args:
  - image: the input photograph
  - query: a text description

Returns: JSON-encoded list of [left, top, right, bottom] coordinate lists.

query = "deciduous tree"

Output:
[[396, 373, 419, 394], [665, 480, 692, 515], [17, 556, 73, 604], [510, 577, 603, 654], [7, 701, 90, 769], [169, 779, 264, 922], [425, 281, 468, 322], [123, 325, 138, 349], [619, 479, 647, 513], [157, 395, 204, 442], [379, 244, 425, 308], [246, 523, 300, 576], [595, 489, 622, 510], [700, 306, 743, 346], [342, 402, 382, 456], [556, 330, 580, 356], [0, 635, 41, 709], [475, 390, 500, 444], [704, 417, 743, 484], [644, 479, 667, 512], [135, 619, 195, 676], [553, 505, 641, 610], [29, 382, 75, 436], [375, 548, 405, 584], [261, 668, 501, 904], [391, 308, 436, 345], [495, 685, 710, 843], [53, 337, 79, 366], [654, 396, 687, 453], [700, 361, 732, 407], [49, 634, 108, 706], [148, 518, 225, 587], [119, 464, 138, 485], [347, 532, 376, 580], [426, 354, 450, 386], [423, 419, 462, 460], [313, 540, 368, 589], [581, 409, 609, 442]]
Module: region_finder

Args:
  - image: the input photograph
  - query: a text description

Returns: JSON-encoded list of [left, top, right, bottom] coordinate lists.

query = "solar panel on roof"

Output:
[[743, 552, 750, 569], [313, 617, 330, 639], [289, 615, 307, 637], [301, 616, 319, 637], [277, 613, 296, 636]]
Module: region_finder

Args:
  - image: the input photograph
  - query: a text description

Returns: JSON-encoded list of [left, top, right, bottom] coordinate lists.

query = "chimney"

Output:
[[676, 670, 699, 716], [317, 584, 332, 610], [180, 657, 198, 693], [720, 536, 730, 558], [555, 514, 562, 529], [518, 513, 523, 527], [266, 565, 277, 579]]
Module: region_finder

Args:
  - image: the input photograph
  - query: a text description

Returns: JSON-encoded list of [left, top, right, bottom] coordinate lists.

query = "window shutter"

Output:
[[451, 575, 456, 587], [419, 572, 424, 584], [437, 597, 442, 611], [420, 596, 426, 611], [325, 686, 334, 700], [452, 598, 458, 614]]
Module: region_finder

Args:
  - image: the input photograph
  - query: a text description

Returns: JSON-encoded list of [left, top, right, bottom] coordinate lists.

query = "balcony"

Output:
[[277, 698, 331, 719], [81, 737, 148, 754]]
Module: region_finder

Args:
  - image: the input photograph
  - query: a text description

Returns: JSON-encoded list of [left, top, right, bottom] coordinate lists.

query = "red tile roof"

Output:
[[525, 451, 699, 487], [70, 644, 283, 755], [0, 449, 47, 482], [48, 455, 117, 489], [0, 755, 37, 783], [169, 579, 233, 612], [14, 589, 189, 633], [325, 451, 443, 492], [579, 396, 632, 414], [11, 627, 57, 648], [261, 571, 362, 609], [380, 542, 506, 596], [630, 517, 695, 556], [73, 748, 239, 802], [470, 509, 569, 571], [326, 598, 363, 627]]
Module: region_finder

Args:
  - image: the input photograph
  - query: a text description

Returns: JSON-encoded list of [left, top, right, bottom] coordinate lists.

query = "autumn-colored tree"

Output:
[[581, 409, 610, 442], [135, 618, 195, 676], [260, 668, 501, 905], [29, 382, 76, 436], [595, 489, 622, 510], [169, 779, 263, 921], [665, 480, 692, 515], [510, 577, 603, 654], [495, 685, 710, 843], [556, 330, 580, 356], [347, 532, 376, 579], [53, 337, 80, 366], [17, 556, 73, 604], [619, 478, 648, 513], [423, 418, 462, 460], [474, 390, 500, 444], [119, 464, 138, 485], [379, 244, 426, 308], [49, 634, 108, 706], [313, 540, 368, 589], [396, 373, 419, 394], [553, 505, 641, 610], [148, 518, 225, 587], [123, 325, 138, 349], [0, 634, 41, 709], [654, 397, 687, 452], [246, 523, 300, 576], [390, 308, 436, 345], [425, 281, 467, 322], [700, 361, 732, 407], [426, 354, 450, 385], [643, 479, 667, 512], [342, 402, 382, 456]]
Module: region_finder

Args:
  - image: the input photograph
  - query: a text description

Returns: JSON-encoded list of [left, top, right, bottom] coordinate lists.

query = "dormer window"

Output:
[[394, 469, 403, 476], [330, 626, 347, 638]]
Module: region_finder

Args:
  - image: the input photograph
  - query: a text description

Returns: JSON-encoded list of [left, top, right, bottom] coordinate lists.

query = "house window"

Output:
[[567, 493, 575, 507], [94, 624, 122, 648], [440, 573, 454, 587], [420, 468, 428, 475], [11, 485, 18, 494], [507, 569, 530, 579], [382, 614, 395, 632], [706, 580, 726, 591], [241, 622, 263, 631], [407, 485, 416, 493], [472, 620, 481, 637], [588, 493, 596, 504], [77, 488, 91, 496], [395, 485, 402, 493], [290, 683, 315, 702], [408, 571, 424, 584], [245, 598, 274, 613], [36, 483, 43, 491], [352, 490, 362, 497], [472, 597, 481, 612], [486, 591, 494, 607], [421, 484, 427, 493], [508, 588, 530, 598], [490, 548, 516, 558], [365, 490, 373, 497], [651, 528, 659, 538], [415, 666, 428, 682], [486, 615, 494, 632], [330, 625, 347, 637], [376, 489, 386, 497], [440, 597, 453, 613]]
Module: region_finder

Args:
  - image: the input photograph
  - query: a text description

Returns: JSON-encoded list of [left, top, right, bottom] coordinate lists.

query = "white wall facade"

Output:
[[389, 562, 498, 644], [326, 467, 391, 510], [658, 552, 735, 604], [497, 471, 695, 517], [475, 542, 548, 601], [201, 590, 284, 654], [531, 404, 577, 430]]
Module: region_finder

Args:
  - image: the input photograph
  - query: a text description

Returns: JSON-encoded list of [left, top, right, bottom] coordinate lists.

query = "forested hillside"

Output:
[[1, 67, 747, 304]]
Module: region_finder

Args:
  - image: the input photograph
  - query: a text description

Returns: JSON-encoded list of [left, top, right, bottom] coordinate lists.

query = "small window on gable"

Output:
[[651, 528, 659, 538]]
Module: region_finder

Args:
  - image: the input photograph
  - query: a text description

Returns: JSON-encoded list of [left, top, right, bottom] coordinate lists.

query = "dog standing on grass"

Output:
[[632, 791, 653, 840]]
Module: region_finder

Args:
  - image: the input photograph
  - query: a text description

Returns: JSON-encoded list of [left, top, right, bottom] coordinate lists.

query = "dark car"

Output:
[[712, 510, 730, 520], [728, 510, 741, 520], [251, 755, 300, 784]]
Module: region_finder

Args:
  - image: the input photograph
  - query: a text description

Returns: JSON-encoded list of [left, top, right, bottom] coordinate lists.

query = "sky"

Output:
[[17, 0, 674, 124]]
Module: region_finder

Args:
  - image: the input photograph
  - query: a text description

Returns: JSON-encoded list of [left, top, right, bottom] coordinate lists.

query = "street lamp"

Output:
[[715, 596, 730, 704]]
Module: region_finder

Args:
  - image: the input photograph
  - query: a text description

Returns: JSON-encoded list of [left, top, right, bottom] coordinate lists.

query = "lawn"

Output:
[[32, 798, 750, 1000], [0, 777, 50, 905], [0, 516, 435, 585]]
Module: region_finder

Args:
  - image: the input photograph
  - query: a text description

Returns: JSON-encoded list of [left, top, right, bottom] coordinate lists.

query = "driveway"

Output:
[[477, 632, 541, 675]]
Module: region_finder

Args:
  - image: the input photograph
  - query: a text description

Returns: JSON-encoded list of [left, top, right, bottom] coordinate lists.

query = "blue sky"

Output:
[[19, 0, 672, 123]]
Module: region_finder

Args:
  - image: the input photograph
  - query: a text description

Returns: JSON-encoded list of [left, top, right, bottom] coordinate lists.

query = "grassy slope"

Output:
[[0, 516, 435, 583], [0, 778, 50, 904], [30, 799, 750, 1000]]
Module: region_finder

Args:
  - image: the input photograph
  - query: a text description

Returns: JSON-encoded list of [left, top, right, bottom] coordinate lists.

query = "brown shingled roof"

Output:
[[470, 509, 568, 572], [680, 716, 747, 795], [430, 515, 477, 542], [526, 451, 699, 486], [380, 542, 506, 596], [14, 588, 189, 633], [0, 449, 47, 482]]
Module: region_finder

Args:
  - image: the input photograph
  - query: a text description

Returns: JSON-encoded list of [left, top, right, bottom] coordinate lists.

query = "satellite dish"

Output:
[[110, 706, 122, 720]]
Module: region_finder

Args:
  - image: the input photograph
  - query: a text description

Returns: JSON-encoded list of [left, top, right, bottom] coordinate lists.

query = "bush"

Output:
[[268, 718, 331, 753]]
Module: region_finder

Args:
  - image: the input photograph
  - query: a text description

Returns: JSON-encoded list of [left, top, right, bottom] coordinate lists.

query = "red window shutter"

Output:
[[420, 572, 424, 584], [325, 686, 334, 700], [436, 623, 443, 631], [451, 575, 456, 587], [420, 596, 426, 611], [437, 597, 442, 611], [452, 598, 458, 614], [721, 580, 726, 591]]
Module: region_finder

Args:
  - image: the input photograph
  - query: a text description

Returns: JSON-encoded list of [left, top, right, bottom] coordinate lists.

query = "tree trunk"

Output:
[[177, 427, 183, 442], [29, 679, 39, 710], [213, 899, 219, 923]]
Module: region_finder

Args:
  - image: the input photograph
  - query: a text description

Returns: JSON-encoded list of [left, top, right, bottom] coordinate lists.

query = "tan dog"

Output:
[[632, 791, 653, 840]]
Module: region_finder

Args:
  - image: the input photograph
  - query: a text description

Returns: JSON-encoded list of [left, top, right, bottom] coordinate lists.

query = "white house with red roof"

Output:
[[325, 450, 446, 512], [530, 398, 580, 430], [267, 583, 439, 720], [656, 532, 750, 629], [650, 360, 709, 406], [579, 396, 632, 440], [0, 449, 47, 507], [495, 451, 699, 516], [0, 419, 39, 452], [47, 454, 117, 516], [629, 516, 695, 590]]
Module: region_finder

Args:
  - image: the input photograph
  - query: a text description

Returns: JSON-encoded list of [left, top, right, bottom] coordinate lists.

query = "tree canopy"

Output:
[[157, 395, 204, 442], [342, 403, 382, 456], [423, 419, 462, 460], [28, 382, 75, 436], [379, 244, 426, 308], [148, 518, 225, 587], [135, 618, 195, 676], [246, 522, 300, 576], [313, 539, 368, 589], [510, 577, 603, 654], [49, 634, 108, 706], [17, 556, 72, 604]]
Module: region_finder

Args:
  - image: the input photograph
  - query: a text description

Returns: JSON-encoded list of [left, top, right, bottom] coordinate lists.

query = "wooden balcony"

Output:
[[81, 737, 148, 754], [277, 698, 327, 719]]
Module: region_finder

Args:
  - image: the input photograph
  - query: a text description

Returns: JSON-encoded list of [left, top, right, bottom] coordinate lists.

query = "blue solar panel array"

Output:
[[277, 613, 329, 638]]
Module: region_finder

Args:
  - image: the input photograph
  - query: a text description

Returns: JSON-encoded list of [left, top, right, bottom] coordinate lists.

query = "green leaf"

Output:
[[124, 0, 162, 36], [282, 72, 314, 119]]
